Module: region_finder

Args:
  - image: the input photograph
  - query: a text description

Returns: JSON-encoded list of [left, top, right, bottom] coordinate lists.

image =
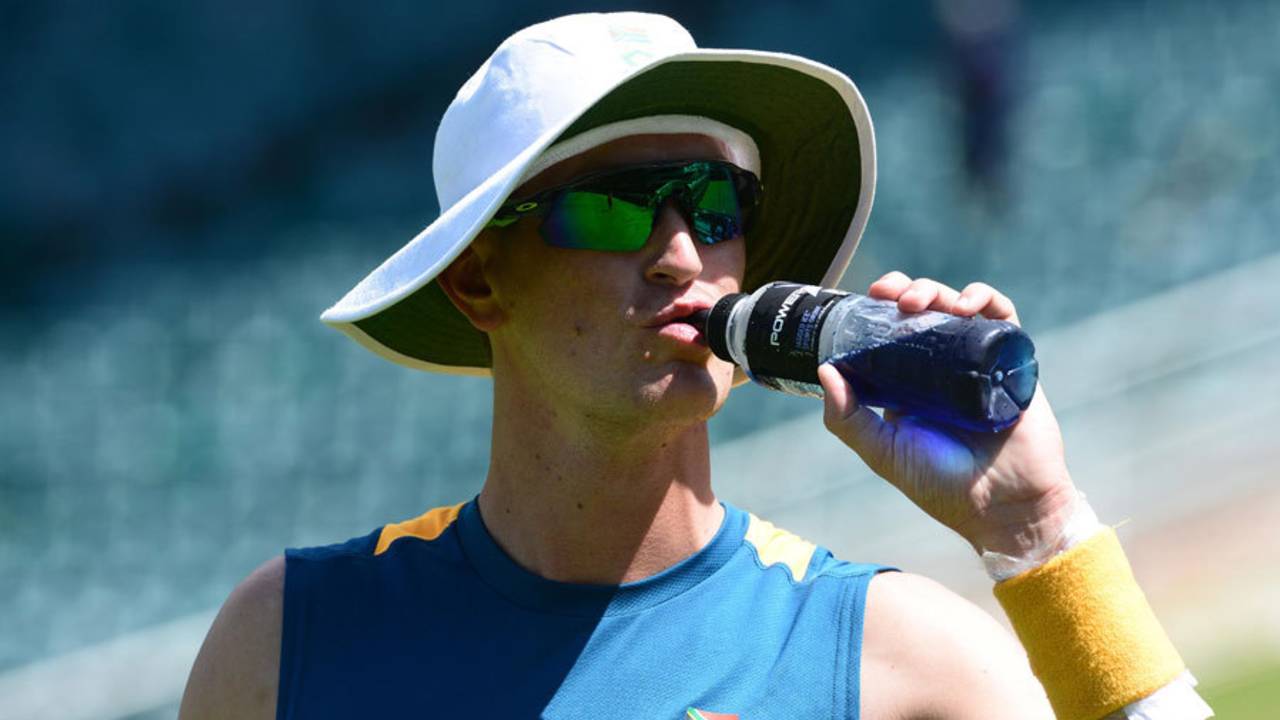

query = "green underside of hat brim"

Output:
[[354, 59, 862, 372]]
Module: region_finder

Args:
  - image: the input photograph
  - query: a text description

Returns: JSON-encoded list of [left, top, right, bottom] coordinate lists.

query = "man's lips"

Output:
[[643, 299, 714, 347], [643, 299, 714, 329], [653, 320, 706, 346]]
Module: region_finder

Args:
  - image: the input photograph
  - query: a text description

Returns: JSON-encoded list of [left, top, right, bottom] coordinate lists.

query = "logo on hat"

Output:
[[609, 24, 655, 66]]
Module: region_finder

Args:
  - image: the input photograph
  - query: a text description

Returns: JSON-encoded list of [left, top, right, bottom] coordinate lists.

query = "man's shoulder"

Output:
[[862, 571, 983, 658], [179, 557, 284, 720], [177, 504, 465, 720], [859, 572, 1053, 719]]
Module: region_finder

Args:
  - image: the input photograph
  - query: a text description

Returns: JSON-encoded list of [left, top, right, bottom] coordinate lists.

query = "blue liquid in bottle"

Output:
[[827, 314, 1038, 432]]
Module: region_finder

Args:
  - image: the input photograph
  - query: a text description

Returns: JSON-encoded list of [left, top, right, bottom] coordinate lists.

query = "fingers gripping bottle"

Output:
[[695, 282, 1040, 432]]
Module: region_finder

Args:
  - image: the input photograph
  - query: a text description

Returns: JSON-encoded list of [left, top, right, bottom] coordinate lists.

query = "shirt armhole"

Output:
[[842, 566, 898, 720], [275, 549, 305, 720]]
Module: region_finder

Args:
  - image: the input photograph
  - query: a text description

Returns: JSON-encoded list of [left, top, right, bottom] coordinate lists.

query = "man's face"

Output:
[[474, 133, 747, 430]]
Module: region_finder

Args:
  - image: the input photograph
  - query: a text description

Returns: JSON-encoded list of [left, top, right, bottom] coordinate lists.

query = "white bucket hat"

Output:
[[320, 11, 876, 374]]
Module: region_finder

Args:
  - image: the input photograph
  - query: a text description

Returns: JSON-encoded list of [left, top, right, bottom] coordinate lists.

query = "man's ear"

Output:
[[437, 243, 504, 332]]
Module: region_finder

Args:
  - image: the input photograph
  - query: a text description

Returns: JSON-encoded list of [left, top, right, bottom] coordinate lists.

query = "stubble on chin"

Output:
[[630, 359, 734, 423]]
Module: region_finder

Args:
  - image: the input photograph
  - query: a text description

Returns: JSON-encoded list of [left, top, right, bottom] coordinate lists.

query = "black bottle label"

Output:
[[743, 283, 848, 388]]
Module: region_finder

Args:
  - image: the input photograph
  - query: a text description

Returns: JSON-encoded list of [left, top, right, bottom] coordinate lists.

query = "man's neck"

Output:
[[478, 386, 723, 586]]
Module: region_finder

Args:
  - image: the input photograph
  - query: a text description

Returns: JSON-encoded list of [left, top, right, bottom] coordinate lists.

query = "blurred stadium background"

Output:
[[3, 0, 1278, 717]]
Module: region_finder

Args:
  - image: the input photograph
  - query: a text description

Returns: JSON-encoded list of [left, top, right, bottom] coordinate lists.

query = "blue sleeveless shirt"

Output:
[[279, 500, 890, 719]]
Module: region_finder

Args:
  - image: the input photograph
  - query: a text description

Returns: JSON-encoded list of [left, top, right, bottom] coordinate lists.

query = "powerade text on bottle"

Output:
[[696, 282, 1040, 433]]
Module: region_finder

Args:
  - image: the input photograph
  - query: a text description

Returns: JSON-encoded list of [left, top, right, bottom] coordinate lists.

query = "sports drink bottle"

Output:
[[693, 281, 1039, 432]]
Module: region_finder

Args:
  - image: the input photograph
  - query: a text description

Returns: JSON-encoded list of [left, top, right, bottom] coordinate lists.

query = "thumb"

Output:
[[818, 364, 895, 478]]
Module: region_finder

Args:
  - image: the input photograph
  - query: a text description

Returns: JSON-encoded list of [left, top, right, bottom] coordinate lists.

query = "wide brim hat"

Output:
[[320, 12, 876, 375]]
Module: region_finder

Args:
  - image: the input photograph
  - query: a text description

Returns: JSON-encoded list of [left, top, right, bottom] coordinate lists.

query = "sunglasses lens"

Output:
[[690, 174, 745, 243], [541, 192, 654, 251]]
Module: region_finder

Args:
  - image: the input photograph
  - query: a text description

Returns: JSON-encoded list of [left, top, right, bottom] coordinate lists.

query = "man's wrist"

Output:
[[981, 490, 1102, 581], [961, 472, 1083, 560]]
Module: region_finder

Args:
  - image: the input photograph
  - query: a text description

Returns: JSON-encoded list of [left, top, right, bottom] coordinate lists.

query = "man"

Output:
[[180, 12, 1208, 719]]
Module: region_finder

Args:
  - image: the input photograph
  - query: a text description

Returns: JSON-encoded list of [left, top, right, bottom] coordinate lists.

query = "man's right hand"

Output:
[[818, 272, 1079, 559]]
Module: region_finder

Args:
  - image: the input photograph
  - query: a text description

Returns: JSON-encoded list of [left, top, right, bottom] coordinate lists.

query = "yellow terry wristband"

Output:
[[993, 527, 1184, 720]]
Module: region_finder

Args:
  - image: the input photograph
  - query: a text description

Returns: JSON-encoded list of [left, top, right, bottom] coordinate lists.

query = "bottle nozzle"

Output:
[[702, 294, 747, 363], [687, 308, 710, 333]]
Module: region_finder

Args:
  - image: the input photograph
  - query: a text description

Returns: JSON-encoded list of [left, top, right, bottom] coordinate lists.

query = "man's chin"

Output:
[[634, 362, 734, 419]]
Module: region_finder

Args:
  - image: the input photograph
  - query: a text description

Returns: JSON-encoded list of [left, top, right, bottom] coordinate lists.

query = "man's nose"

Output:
[[644, 199, 703, 286]]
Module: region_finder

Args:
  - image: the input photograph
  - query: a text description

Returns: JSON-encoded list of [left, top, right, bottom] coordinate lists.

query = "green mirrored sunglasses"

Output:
[[486, 160, 762, 252]]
